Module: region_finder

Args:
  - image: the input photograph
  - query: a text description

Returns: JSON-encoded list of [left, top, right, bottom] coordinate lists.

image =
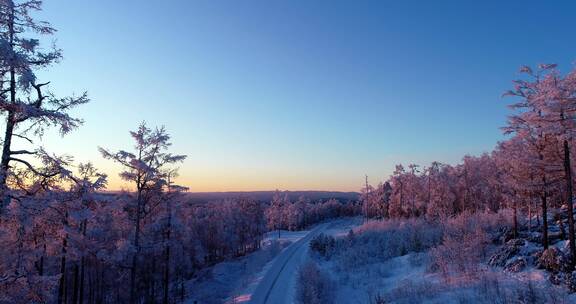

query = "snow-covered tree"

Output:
[[388, 165, 406, 218], [0, 1, 89, 212], [503, 64, 572, 253], [265, 190, 289, 238], [99, 122, 186, 304]]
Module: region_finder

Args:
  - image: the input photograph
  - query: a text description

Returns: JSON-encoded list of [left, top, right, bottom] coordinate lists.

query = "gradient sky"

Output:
[[30, 0, 576, 192]]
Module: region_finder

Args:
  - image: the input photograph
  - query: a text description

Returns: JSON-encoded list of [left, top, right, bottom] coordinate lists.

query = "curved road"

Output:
[[249, 222, 332, 304]]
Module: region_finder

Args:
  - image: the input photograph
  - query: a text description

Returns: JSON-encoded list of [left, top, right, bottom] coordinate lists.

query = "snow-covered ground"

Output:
[[312, 216, 576, 304]]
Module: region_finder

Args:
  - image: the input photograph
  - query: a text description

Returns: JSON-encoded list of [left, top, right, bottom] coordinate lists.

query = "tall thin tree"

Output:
[[100, 123, 186, 304]]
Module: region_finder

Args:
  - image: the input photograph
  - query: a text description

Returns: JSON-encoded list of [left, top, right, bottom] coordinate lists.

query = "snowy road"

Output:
[[249, 222, 332, 304]]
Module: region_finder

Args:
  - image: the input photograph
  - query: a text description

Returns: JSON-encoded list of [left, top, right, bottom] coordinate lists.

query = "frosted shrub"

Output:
[[536, 247, 570, 273], [376, 270, 568, 304], [296, 262, 334, 304], [381, 279, 438, 304], [310, 233, 336, 258], [473, 271, 567, 304], [331, 218, 443, 271], [432, 226, 489, 279], [431, 211, 511, 280], [369, 294, 387, 304]]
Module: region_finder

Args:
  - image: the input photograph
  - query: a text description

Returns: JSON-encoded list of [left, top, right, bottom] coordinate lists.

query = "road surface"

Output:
[[249, 222, 332, 304]]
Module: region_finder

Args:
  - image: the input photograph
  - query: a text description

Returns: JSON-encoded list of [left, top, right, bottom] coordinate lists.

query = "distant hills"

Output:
[[183, 191, 360, 203], [97, 190, 360, 204]]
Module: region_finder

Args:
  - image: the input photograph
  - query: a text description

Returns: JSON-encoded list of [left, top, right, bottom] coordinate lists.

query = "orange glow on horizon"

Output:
[[103, 169, 362, 193], [105, 177, 361, 193]]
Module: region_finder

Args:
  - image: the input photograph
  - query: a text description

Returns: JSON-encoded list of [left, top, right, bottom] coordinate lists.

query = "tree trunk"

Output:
[[38, 254, 44, 276], [57, 240, 67, 304], [130, 240, 139, 304], [464, 168, 471, 211], [0, 115, 14, 189], [541, 186, 549, 250], [163, 244, 171, 304], [37, 242, 46, 276], [513, 199, 518, 238], [180, 277, 185, 303], [79, 256, 86, 304], [563, 139, 576, 267], [427, 173, 432, 209], [97, 267, 104, 304], [150, 257, 156, 304], [89, 271, 94, 304], [79, 220, 87, 304], [0, 73, 15, 212], [528, 202, 532, 234], [131, 189, 143, 304], [0, 7, 17, 212], [538, 148, 549, 250], [72, 263, 79, 304], [559, 213, 567, 240], [163, 203, 172, 304], [399, 181, 404, 217], [58, 213, 69, 304]]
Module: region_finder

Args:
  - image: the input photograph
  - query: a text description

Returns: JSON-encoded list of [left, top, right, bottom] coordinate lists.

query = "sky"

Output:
[[27, 0, 576, 192]]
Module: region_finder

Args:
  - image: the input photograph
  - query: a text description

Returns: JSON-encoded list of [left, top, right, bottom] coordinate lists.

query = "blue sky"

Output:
[[32, 0, 576, 191]]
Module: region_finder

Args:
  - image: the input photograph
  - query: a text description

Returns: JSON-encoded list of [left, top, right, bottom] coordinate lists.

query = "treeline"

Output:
[[266, 192, 360, 235], [361, 64, 576, 270], [189, 193, 359, 265], [361, 155, 502, 220]]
